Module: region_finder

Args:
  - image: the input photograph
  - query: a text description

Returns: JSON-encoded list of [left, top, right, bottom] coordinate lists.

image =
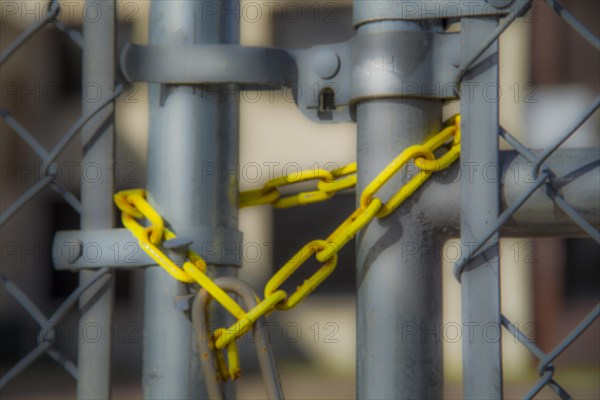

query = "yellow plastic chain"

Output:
[[239, 163, 357, 208], [114, 114, 461, 379], [114, 189, 247, 320]]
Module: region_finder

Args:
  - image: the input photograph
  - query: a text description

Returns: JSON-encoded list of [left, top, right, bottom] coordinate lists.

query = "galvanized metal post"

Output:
[[144, 1, 240, 399], [460, 17, 503, 399], [78, 1, 115, 398], [356, 99, 444, 399], [353, 7, 445, 397]]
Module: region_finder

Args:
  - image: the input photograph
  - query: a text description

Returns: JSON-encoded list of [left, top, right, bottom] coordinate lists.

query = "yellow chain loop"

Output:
[[317, 172, 357, 193], [238, 188, 281, 208], [114, 191, 246, 319], [114, 114, 461, 378], [360, 144, 435, 218], [116, 189, 164, 243], [182, 262, 246, 320], [239, 163, 357, 209], [114, 189, 144, 218], [214, 290, 286, 349], [316, 198, 383, 263], [264, 240, 339, 311], [360, 116, 461, 218], [213, 328, 241, 381], [414, 116, 461, 172], [262, 114, 461, 307]]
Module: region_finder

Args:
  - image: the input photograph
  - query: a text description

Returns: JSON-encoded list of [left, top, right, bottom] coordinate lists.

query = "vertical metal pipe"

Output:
[[460, 18, 503, 399], [78, 1, 115, 398], [356, 98, 443, 399], [144, 1, 240, 399], [354, 19, 444, 398]]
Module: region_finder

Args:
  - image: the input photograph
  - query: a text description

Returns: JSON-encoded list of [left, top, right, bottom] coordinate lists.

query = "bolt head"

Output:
[[312, 48, 340, 80]]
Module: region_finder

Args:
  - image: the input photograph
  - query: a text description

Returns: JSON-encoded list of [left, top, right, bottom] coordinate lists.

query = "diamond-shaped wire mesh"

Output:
[[0, 0, 113, 390], [454, 0, 599, 398]]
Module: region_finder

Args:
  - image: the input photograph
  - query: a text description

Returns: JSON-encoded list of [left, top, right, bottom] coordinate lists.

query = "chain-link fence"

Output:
[[453, 1, 598, 398], [1, 0, 598, 398], [1, 0, 116, 391]]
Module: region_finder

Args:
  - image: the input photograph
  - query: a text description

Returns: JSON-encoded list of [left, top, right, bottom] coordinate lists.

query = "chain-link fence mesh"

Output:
[[453, 1, 599, 397], [0, 0, 115, 390], [1, 0, 598, 398]]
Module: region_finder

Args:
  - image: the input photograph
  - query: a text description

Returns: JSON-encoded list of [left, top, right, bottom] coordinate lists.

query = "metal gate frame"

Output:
[[1, 0, 599, 399]]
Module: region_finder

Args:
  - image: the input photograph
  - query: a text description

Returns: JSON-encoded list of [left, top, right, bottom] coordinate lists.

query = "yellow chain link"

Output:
[[213, 328, 241, 381], [239, 163, 357, 208], [214, 290, 286, 349], [114, 114, 461, 378], [264, 240, 338, 311], [113, 190, 246, 319]]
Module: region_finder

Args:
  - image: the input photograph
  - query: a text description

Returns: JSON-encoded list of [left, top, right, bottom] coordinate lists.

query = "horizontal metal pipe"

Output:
[[52, 148, 600, 271], [419, 147, 600, 238]]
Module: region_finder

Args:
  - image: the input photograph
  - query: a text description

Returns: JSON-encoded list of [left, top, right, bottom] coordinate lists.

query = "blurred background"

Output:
[[1, 0, 598, 398]]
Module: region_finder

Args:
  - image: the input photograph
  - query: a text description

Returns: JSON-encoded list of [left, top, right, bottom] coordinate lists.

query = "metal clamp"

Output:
[[192, 277, 284, 400], [120, 42, 353, 123], [119, 30, 461, 123], [52, 227, 243, 270], [350, 30, 461, 102], [352, 0, 530, 26]]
